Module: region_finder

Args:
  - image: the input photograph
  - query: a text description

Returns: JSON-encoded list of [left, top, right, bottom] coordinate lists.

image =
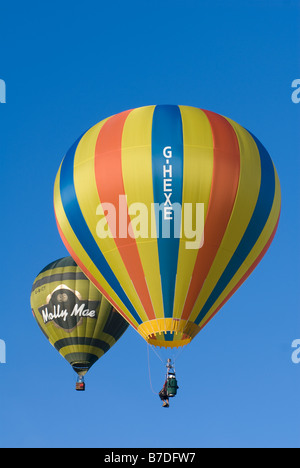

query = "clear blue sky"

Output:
[[0, 0, 299, 448]]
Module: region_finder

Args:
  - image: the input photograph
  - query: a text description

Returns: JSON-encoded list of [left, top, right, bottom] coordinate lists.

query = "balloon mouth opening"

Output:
[[72, 362, 92, 376], [147, 337, 191, 349], [138, 319, 200, 349]]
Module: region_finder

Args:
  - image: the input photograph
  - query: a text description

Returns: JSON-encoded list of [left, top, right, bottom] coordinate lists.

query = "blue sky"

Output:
[[0, 0, 299, 448]]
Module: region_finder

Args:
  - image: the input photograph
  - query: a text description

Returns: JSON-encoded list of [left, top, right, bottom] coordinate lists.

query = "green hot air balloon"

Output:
[[31, 256, 129, 390]]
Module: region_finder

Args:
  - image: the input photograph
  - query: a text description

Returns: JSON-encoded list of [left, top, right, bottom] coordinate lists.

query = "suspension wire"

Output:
[[147, 343, 159, 395], [149, 342, 185, 369], [172, 345, 185, 365], [149, 343, 164, 363]]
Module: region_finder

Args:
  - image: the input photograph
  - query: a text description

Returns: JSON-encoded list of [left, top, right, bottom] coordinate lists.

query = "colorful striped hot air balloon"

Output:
[[31, 257, 129, 389], [54, 105, 281, 349]]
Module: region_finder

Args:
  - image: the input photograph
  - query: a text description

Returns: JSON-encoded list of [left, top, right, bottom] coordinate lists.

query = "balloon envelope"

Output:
[[31, 257, 129, 375], [54, 105, 281, 348]]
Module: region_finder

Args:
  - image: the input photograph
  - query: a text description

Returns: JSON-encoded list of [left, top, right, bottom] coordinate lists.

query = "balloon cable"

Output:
[[172, 345, 185, 365], [147, 343, 158, 395]]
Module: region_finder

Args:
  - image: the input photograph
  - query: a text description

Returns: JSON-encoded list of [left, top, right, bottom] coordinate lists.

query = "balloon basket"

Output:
[[75, 376, 85, 391]]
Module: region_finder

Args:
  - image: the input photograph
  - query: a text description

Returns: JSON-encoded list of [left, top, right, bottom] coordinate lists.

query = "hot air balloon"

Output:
[[31, 256, 129, 390], [54, 105, 281, 351]]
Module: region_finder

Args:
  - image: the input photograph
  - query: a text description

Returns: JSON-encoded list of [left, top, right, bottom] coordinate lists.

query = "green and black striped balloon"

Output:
[[31, 256, 129, 377]]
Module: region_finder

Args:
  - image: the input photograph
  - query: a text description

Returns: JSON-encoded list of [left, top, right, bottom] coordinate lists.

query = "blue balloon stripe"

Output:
[[59, 137, 142, 325], [195, 134, 276, 325], [152, 105, 184, 318]]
